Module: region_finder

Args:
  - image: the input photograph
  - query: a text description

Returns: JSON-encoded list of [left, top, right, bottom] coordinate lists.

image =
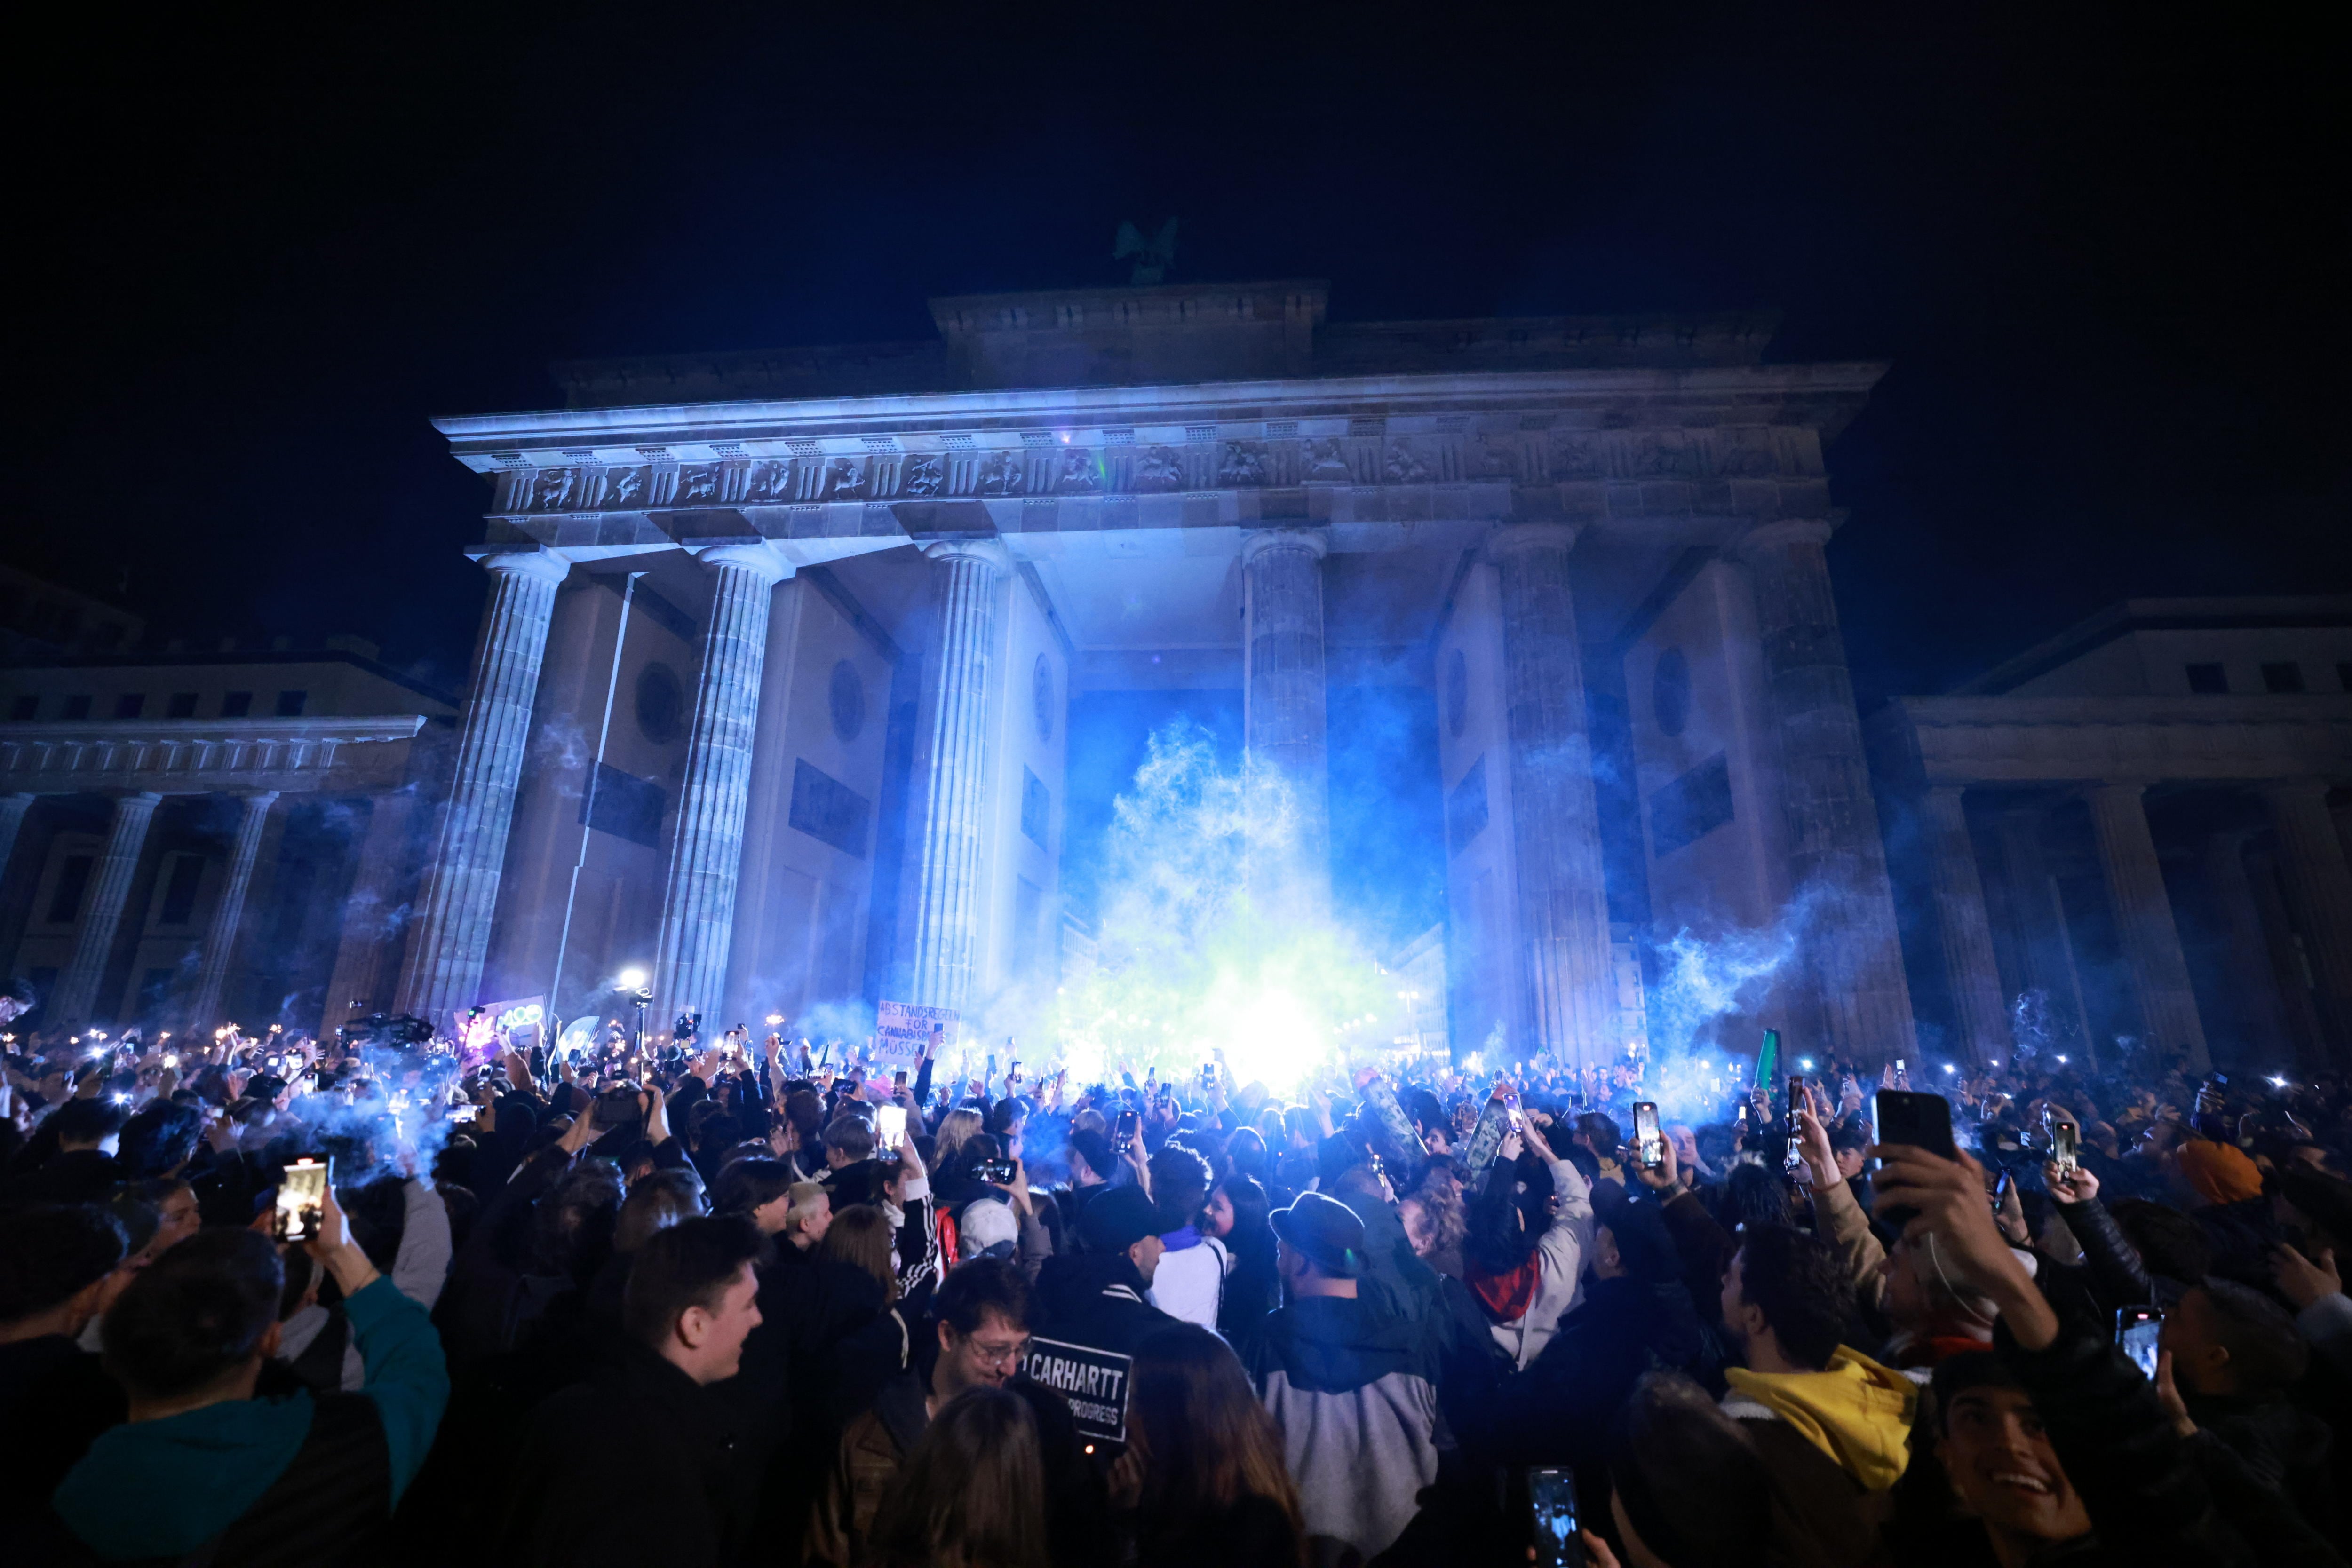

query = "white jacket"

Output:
[[1486, 1156, 1593, 1370]]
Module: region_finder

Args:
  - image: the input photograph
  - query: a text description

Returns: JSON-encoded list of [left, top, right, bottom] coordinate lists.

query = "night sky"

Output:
[[11, 2, 2346, 709]]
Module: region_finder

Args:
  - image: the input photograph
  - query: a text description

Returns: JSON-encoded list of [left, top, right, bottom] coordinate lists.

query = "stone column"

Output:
[[395, 549, 569, 1023], [1992, 807, 2090, 1047], [1921, 786, 2012, 1064], [184, 792, 279, 1029], [50, 792, 162, 1026], [1489, 523, 1616, 1066], [653, 543, 793, 1029], [909, 539, 1009, 1014], [1733, 520, 1917, 1064], [2082, 782, 2208, 1068], [0, 794, 31, 884], [2202, 826, 2296, 1061], [1241, 529, 1331, 920], [320, 791, 418, 1030], [2260, 781, 2352, 1054]]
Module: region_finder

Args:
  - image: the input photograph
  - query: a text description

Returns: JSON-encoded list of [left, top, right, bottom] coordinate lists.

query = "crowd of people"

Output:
[[5, 973, 2352, 1568]]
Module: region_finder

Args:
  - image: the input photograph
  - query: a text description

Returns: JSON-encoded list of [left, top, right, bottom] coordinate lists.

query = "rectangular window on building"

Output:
[[1650, 753, 1736, 856], [115, 693, 146, 718], [1447, 755, 1489, 855], [2261, 662, 2306, 694], [159, 854, 206, 926], [2185, 662, 2228, 694], [274, 689, 308, 716], [8, 695, 34, 721], [579, 761, 668, 848], [1021, 768, 1050, 848], [221, 691, 253, 717], [48, 855, 95, 924], [63, 695, 92, 720], [167, 692, 199, 718], [788, 759, 870, 858]]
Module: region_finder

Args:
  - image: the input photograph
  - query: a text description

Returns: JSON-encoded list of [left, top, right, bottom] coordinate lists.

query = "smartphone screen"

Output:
[[2117, 1307, 2162, 1380], [2051, 1119, 2079, 1172], [893, 1069, 908, 1092], [275, 1156, 331, 1243], [877, 1105, 906, 1153], [1527, 1466, 1583, 1567], [1788, 1075, 1804, 1117], [1632, 1101, 1663, 1168], [1873, 1090, 1956, 1160]]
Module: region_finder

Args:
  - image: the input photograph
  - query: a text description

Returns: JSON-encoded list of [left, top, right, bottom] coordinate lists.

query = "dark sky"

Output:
[[9, 2, 2345, 704]]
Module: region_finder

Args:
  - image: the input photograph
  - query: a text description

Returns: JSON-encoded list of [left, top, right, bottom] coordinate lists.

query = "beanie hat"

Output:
[[1079, 1184, 1160, 1256]]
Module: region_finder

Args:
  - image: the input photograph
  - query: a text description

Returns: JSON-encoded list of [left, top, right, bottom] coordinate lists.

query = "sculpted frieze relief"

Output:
[[488, 420, 1801, 515]]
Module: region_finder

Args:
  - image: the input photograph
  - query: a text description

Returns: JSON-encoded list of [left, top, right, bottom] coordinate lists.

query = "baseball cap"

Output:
[[1078, 1184, 1160, 1256], [958, 1197, 1019, 1262]]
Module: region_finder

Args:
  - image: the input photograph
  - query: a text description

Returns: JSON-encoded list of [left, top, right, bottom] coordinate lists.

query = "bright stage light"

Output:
[[618, 968, 647, 990]]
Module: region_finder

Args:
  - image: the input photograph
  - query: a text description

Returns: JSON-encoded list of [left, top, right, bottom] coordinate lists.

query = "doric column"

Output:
[[1241, 529, 1332, 919], [909, 539, 1010, 1014], [652, 543, 793, 1029], [2260, 781, 2352, 1055], [394, 549, 569, 1023], [0, 794, 31, 884], [320, 791, 418, 1030], [50, 792, 162, 1026], [1921, 786, 2012, 1064], [1488, 523, 1616, 1066], [2082, 782, 2208, 1068], [1733, 520, 1917, 1064], [184, 792, 279, 1029], [2202, 826, 2296, 1061], [1992, 807, 2090, 1046]]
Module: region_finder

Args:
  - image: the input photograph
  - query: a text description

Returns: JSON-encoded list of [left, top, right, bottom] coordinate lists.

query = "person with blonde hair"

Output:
[[932, 1108, 985, 1176], [782, 1180, 832, 1251]]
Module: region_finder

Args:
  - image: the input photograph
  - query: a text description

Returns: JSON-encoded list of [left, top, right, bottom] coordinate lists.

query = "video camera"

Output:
[[337, 1013, 435, 1054]]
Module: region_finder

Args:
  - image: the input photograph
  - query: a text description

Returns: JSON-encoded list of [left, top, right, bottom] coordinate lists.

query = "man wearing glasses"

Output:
[[805, 1258, 1099, 1568]]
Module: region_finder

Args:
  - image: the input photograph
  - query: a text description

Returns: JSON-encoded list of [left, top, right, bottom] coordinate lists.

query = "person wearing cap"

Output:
[[1241, 1190, 1440, 1563], [1031, 1183, 1177, 1366]]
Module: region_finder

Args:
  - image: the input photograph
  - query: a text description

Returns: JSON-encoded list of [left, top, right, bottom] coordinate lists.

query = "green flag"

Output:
[[1755, 1028, 1780, 1093]]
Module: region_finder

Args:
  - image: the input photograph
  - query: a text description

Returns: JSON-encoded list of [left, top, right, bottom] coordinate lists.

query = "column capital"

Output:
[[1240, 526, 1331, 565], [695, 541, 795, 585], [920, 537, 1012, 575], [2082, 779, 2153, 802], [1729, 518, 1836, 560], [1484, 522, 1581, 561], [116, 791, 166, 810], [2257, 777, 2337, 802], [477, 548, 572, 586], [238, 789, 283, 809]]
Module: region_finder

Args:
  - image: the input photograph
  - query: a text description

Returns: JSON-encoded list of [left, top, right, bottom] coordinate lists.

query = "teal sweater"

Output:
[[54, 1275, 449, 1560]]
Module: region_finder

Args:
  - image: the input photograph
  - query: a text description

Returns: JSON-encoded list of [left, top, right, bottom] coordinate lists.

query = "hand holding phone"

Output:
[[273, 1156, 333, 1243]]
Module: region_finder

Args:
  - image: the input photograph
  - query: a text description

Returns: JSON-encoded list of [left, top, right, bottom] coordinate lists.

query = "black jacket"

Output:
[[500, 1341, 756, 1568], [1488, 1275, 1706, 1467], [1032, 1252, 1176, 1360], [0, 1335, 124, 1564]]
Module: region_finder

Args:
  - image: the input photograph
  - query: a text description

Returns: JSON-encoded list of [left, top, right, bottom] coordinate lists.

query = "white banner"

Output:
[[873, 999, 955, 1067]]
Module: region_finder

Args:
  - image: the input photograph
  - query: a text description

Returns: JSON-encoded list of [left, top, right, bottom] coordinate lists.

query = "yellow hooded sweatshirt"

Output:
[[1722, 1345, 1918, 1491]]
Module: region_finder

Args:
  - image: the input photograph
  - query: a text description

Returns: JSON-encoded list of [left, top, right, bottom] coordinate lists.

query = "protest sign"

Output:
[[874, 999, 954, 1067]]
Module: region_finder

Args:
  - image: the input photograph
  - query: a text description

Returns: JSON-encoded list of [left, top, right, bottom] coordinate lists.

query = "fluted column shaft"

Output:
[[394, 550, 568, 1022], [185, 792, 279, 1029], [1921, 786, 2012, 1064], [321, 791, 417, 1031], [2261, 781, 2352, 1056], [1242, 530, 1331, 920], [52, 792, 162, 1026], [910, 540, 1009, 1014], [2202, 828, 2296, 1062], [1993, 808, 2088, 1045], [653, 545, 792, 1028], [1736, 520, 1916, 1064], [2082, 782, 2208, 1067], [1490, 524, 1616, 1066]]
